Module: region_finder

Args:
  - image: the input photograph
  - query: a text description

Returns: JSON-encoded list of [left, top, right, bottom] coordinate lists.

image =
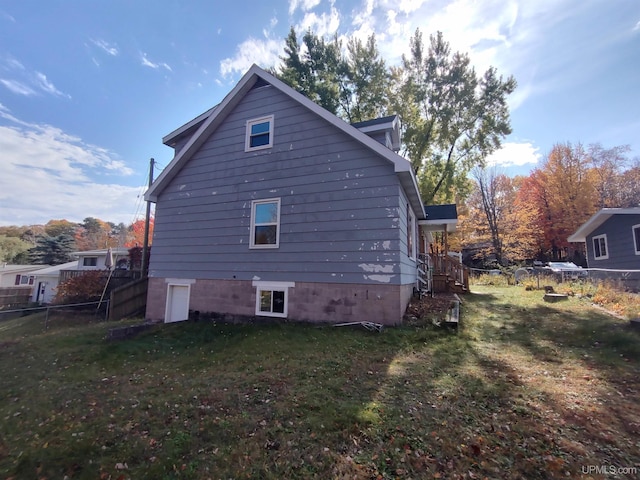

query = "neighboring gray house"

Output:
[[144, 65, 429, 325], [568, 207, 640, 291]]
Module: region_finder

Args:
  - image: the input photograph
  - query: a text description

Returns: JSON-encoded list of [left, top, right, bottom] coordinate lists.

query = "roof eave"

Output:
[[418, 218, 458, 232], [162, 106, 216, 146], [568, 207, 640, 243]]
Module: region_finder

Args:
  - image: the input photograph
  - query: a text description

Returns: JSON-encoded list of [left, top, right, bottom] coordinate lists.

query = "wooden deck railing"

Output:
[[60, 269, 141, 283], [421, 253, 470, 293]]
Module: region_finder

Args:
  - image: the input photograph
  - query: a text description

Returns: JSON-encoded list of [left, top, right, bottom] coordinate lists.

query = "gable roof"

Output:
[[145, 64, 425, 219], [30, 261, 78, 276], [162, 105, 217, 148], [351, 115, 401, 151], [568, 207, 640, 242], [0, 264, 48, 275]]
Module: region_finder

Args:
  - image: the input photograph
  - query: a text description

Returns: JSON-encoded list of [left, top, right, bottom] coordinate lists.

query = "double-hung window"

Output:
[[245, 115, 274, 151], [633, 224, 640, 255], [250, 198, 280, 248], [592, 234, 608, 260]]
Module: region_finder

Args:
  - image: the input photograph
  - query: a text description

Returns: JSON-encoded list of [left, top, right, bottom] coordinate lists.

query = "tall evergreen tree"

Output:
[[29, 234, 76, 265]]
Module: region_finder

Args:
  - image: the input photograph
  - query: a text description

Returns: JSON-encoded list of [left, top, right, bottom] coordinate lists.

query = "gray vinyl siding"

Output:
[[587, 215, 640, 269], [150, 84, 409, 285], [362, 130, 388, 148]]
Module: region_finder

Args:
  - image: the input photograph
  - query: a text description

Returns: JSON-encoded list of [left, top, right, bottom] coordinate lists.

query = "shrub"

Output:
[[591, 281, 640, 319], [53, 271, 108, 305]]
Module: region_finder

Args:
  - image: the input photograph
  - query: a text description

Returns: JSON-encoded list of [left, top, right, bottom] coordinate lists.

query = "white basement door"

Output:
[[165, 284, 190, 323]]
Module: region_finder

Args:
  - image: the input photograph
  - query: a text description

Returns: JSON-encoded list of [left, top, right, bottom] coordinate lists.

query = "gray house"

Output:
[[144, 64, 432, 325], [568, 207, 640, 291]]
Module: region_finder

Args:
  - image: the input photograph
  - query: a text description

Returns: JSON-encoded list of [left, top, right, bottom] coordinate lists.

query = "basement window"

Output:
[[252, 281, 294, 318]]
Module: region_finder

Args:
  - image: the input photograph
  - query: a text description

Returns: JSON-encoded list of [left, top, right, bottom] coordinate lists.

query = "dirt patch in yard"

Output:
[[404, 293, 459, 324]]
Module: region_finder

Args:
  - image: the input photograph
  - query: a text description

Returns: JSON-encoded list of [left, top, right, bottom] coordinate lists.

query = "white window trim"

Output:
[[633, 224, 640, 255], [245, 115, 274, 152], [407, 207, 416, 260], [252, 281, 295, 318], [250, 198, 281, 249], [592, 234, 609, 260]]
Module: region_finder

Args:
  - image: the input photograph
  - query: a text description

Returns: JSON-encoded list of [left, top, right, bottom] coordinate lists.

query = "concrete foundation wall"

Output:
[[146, 277, 413, 326]]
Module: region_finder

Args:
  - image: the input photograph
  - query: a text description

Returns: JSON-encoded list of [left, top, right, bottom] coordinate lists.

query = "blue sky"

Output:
[[1, 0, 638, 227]]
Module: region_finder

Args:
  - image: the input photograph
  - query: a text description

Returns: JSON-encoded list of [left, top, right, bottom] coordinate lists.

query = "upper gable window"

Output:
[[633, 224, 640, 255], [592, 234, 608, 260], [245, 115, 274, 151], [250, 198, 280, 248]]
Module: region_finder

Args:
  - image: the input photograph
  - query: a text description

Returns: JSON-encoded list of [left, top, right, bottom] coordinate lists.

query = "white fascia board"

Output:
[[418, 218, 458, 233]]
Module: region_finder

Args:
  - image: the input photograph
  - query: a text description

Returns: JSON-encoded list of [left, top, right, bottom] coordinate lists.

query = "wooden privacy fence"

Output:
[[0, 287, 32, 308], [108, 277, 148, 321]]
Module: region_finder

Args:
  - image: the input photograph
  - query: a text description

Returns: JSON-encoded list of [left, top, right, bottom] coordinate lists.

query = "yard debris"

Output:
[[333, 321, 384, 332]]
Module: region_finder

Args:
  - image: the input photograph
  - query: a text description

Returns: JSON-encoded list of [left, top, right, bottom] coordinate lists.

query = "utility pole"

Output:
[[141, 158, 154, 277]]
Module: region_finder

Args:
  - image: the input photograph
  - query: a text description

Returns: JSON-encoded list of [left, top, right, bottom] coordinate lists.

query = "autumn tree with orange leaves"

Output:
[[461, 168, 540, 265], [126, 217, 154, 248], [525, 143, 598, 260], [462, 141, 636, 265]]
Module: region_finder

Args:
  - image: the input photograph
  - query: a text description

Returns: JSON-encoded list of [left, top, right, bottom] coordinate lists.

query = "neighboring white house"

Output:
[[29, 261, 77, 304], [72, 248, 130, 271], [0, 264, 47, 288], [28, 249, 131, 305]]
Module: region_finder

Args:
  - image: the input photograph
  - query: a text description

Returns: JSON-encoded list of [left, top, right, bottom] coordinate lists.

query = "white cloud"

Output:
[[397, 0, 427, 15], [219, 37, 283, 78], [0, 79, 36, 96], [486, 142, 541, 168], [634, 20, 640, 32], [289, 0, 322, 15], [0, 108, 140, 226], [140, 53, 172, 72], [1, 11, 15, 23], [34, 72, 70, 98], [296, 4, 340, 37], [0, 55, 70, 98], [2, 56, 24, 71], [90, 38, 119, 56]]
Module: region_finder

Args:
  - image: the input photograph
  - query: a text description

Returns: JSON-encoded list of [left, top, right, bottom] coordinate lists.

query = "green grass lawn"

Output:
[[1, 287, 639, 479]]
